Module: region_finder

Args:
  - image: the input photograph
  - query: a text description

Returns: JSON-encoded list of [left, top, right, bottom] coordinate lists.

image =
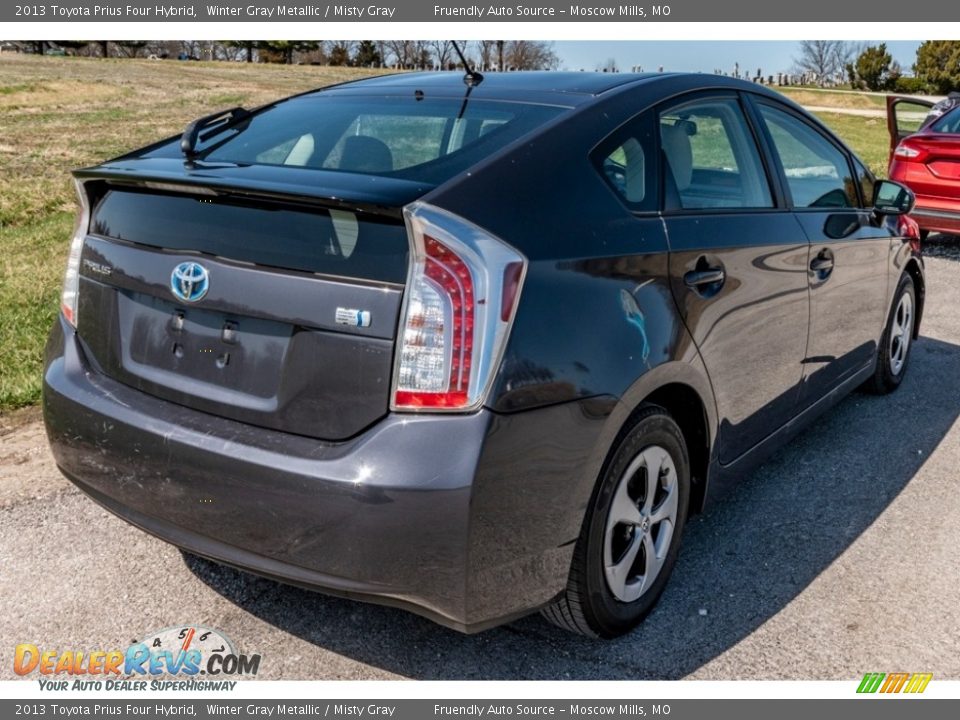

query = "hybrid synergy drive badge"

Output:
[[336, 307, 372, 328]]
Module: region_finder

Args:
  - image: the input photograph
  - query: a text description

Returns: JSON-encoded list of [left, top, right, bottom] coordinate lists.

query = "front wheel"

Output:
[[542, 406, 690, 638], [864, 273, 916, 394]]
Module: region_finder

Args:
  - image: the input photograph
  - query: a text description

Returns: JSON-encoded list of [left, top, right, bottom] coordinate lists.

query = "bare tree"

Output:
[[794, 40, 851, 87], [223, 41, 257, 62], [386, 40, 414, 68], [114, 41, 148, 58], [55, 41, 92, 56], [429, 41, 455, 70], [476, 41, 497, 71], [179, 40, 203, 60], [412, 41, 431, 70], [375, 40, 389, 68], [328, 41, 352, 66], [504, 41, 560, 71]]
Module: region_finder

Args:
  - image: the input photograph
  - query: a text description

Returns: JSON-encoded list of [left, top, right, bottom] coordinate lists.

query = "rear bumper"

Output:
[[43, 316, 592, 632], [911, 205, 960, 235]]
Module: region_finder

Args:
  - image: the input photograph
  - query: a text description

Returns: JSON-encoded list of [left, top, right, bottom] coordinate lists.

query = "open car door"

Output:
[[887, 95, 936, 158]]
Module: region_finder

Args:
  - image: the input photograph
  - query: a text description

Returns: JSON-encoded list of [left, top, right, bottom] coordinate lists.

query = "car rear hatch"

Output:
[[72, 168, 416, 441], [66, 91, 566, 441], [912, 134, 960, 192]]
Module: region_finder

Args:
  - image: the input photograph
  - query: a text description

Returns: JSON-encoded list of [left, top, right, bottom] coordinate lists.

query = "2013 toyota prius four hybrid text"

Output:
[[43, 71, 924, 638]]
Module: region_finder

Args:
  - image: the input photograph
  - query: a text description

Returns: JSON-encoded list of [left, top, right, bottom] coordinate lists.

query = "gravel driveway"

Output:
[[2, 249, 959, 681]]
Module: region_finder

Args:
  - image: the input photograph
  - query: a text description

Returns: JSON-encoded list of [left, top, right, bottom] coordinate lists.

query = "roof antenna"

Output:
[[451, 41, 483, 88], [451, 41, 483, 121]]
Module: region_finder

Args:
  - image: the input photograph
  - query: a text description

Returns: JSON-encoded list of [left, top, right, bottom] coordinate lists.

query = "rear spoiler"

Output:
[[71, 161, 434, 220]]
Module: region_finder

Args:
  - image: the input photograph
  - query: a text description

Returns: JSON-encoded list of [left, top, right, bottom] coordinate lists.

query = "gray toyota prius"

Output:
[[43, 71, 923, 637]]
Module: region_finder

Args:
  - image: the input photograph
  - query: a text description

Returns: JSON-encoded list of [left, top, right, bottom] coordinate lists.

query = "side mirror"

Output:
[[873, 179, 915, 216]]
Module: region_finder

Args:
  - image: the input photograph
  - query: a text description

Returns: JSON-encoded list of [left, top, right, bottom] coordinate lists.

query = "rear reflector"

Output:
[[894, 141, 924, 160], [392, 203, 526, 412]]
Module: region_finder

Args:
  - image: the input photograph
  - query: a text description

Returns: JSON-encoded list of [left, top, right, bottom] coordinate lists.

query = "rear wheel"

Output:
[[542, 406, 690, 638], [864, 273, 916, 394]]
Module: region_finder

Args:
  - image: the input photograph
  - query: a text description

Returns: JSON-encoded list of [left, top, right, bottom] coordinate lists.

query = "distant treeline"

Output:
[[3, 40, 561, 71]]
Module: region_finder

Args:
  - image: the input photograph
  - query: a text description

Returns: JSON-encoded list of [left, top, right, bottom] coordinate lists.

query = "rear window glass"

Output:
[[930, 107, 960, 134], [91, 190, 408, 283], [176, 95, 565, 184]]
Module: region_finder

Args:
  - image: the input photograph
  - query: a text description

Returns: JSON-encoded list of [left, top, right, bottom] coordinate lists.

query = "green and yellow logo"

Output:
[[857, 672, 933, 694]]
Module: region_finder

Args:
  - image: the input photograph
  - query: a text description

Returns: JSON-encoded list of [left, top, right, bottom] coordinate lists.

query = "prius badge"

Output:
[[170, 262, 210, 303]]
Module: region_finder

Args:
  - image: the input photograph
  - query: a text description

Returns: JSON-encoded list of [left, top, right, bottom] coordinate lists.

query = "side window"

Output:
[[594, 112, 656, 212], [659, 96, 773, 210], [757, 104, 857, 209], [853, 158, 875, 209], [603, 137, 648, 204]]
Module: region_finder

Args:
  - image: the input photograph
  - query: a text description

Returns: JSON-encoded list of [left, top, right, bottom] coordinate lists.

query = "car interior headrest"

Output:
[[338, 135, 394, 173]]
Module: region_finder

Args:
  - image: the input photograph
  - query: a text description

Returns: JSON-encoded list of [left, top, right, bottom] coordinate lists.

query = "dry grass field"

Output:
[[778, 86, 888, 110], [0, 55, 391, 409], [0, 54, 898, 410]]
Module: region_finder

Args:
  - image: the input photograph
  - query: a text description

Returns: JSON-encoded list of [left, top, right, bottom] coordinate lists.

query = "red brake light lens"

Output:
[[392, 204, 526, 412]]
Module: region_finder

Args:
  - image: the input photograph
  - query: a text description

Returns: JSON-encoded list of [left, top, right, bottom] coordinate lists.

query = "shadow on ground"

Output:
[[923, 232, 960, 262], [185, 335, 960, 680]]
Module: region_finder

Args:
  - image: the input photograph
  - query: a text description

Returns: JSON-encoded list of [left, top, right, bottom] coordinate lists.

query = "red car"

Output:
[[888, 95, 960, 239]]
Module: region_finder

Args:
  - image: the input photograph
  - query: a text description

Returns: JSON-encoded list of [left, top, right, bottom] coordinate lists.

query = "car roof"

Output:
[[303, 71, 680, 106], [300, 71, 788, 109]]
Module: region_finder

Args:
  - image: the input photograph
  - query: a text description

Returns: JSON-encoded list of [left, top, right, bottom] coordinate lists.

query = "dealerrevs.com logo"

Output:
[[14, 626, 261, 691]]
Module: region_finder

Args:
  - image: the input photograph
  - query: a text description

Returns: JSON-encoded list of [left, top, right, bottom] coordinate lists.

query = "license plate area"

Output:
[[119, 291, 290, 400]]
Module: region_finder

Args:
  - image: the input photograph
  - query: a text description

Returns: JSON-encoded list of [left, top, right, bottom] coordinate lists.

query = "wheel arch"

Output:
[[602, 361, 719, 517], [903, 258, 925, 339], [643, 383, 712, 515]]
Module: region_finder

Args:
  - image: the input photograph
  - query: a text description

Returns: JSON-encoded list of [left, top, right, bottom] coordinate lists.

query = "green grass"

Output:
[[811, 111, 890, 178], [779, 86, 890, 109], [0, 55, 900, 411], [0, 212, 73, 409]]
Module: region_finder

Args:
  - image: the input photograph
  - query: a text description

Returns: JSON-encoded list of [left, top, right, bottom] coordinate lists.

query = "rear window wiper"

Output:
[[180, 107, 251, 160]]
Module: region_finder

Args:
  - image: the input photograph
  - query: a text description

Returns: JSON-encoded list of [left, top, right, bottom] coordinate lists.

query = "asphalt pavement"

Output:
[[2, 248, 959, 681]]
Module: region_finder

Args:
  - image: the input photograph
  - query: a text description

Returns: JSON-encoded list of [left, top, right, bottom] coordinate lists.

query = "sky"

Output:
[[553, 41, 922, 75]]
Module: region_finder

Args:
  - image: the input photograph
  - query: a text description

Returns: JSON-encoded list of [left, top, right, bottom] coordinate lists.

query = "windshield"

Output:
[[169, 94, 566, 185]]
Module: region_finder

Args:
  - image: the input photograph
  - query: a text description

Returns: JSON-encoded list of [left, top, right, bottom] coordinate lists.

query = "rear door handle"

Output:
[[683, 268, 725, 288]]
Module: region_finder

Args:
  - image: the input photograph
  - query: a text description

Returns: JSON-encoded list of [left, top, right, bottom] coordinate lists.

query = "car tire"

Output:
[[542, 405, 690, 638], [919, 230, 930, 243], [864, 273, 916, 395]]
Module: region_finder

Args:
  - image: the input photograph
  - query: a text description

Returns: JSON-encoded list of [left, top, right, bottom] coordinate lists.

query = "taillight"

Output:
[[894, 141, 925, 161], [60, 180, 90, 328], [898, 214, 922, 252], [392, 203, 526, 412]]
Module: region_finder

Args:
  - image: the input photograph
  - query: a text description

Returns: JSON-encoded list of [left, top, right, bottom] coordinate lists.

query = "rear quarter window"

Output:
[[931, 107, 960, 134]]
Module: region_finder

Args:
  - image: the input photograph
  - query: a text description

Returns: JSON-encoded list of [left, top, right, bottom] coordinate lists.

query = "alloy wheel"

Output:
[[603, 445, 679, 603], [889, 292, 913, 376]]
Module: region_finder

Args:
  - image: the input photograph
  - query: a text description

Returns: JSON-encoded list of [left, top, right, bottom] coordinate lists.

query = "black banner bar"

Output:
[[4, 1, 960, 23]]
